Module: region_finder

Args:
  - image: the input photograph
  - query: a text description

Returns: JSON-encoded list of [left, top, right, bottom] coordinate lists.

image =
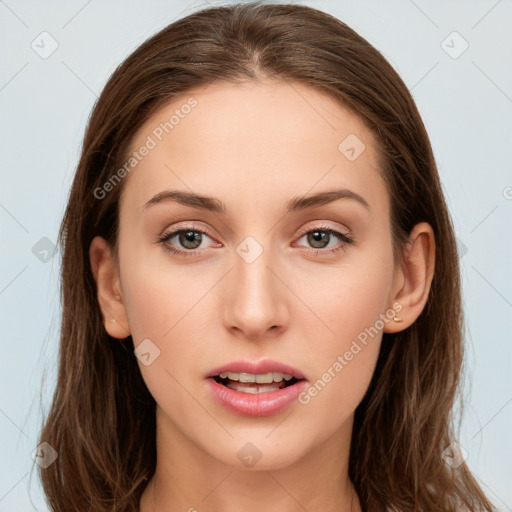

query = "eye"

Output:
[[156, 223, 354, 258], [295, 225, 354, 255], [157, 224, 219, 257]]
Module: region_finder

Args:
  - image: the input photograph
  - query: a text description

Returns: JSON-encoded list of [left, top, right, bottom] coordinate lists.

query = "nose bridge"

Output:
[[224, 234, 285, 337]]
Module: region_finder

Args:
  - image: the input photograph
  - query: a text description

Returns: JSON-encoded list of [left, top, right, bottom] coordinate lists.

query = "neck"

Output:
[[140, 407, 362, 512]]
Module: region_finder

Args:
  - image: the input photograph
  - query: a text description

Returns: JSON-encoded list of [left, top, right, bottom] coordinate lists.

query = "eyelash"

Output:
[[156, 223, 354, 258]]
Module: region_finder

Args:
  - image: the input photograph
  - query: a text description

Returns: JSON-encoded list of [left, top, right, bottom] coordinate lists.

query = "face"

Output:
[[109, 80, 402, 470]]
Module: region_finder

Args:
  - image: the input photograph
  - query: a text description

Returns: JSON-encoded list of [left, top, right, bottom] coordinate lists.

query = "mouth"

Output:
[[212, 371, 300, 394], [206, 360, 308, 417]]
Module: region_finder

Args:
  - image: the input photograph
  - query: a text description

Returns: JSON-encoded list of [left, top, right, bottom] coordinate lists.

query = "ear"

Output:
[[89, 236, 131, 339], [384, 222, 435, 333]]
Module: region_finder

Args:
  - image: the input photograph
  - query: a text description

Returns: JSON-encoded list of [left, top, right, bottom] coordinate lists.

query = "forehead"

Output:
[[119, 80, 387, 217]]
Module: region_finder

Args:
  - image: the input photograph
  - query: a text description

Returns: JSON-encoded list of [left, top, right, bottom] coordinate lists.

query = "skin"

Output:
[[90, 79, 435, 512]]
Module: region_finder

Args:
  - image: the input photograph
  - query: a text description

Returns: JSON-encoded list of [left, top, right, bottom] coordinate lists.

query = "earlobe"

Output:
[[384, 222, 435, 333], [89, 236, 131, 339]]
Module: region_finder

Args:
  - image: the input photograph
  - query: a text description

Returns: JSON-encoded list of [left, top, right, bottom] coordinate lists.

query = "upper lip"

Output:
[[207, 359, 307, 380]]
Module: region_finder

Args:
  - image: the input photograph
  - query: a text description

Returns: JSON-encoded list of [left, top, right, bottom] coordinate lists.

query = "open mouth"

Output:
[[213, 372, 300, 394], [207, 363, 308, 416]]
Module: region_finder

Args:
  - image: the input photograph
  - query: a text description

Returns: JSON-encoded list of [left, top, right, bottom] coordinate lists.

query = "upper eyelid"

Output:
[[162, 219, 351, 237], [161, 222, 216, 240], [296, 221, 351, 237]]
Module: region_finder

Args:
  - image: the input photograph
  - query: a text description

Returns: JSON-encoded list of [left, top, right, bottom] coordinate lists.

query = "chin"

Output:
[[203, 430, 315, 472]]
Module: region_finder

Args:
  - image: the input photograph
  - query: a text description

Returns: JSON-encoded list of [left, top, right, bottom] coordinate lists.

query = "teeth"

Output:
[[255, 373, 273, 383], [237, 386, 258, 394], [256, 384, 281, 393], [218, 372, 294, 383], [273, 372, 283, 382], [226, 382, 283, 394]]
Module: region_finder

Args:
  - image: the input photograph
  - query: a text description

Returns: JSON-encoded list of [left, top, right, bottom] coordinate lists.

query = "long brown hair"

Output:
[[36, 2, 495, 511]]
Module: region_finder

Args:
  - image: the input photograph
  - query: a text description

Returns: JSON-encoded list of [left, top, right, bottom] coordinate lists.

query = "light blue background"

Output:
[[1, 1, 511, 510]]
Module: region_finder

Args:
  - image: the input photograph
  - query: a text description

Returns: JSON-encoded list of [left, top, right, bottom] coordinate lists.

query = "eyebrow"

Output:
[[143, 188, 370, 213]]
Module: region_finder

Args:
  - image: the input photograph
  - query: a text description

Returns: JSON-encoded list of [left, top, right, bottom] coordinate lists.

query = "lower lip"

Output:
[[206, 378, 308, 417]]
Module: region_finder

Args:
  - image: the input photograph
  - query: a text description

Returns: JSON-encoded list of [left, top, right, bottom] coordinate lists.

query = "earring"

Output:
[[111, 317, 117, 323], [393, 315, 403, 322]]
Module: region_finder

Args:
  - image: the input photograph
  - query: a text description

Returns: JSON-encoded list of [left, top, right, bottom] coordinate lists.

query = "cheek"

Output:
[[120, 254, 215, 390], [123, 268, 214, 439], [292, 241, 394, 347], [292, 295, 385, 448], [117, 246, 210, 407], [121, 255, 210, 343], [290, 248, 393, 423]]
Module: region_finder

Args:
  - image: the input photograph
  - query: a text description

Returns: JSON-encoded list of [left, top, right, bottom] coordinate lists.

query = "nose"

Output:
[[223, 246, 288, 341]]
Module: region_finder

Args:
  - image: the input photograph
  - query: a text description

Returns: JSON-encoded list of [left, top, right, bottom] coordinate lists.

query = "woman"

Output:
[[36, 2, 495, 511]]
